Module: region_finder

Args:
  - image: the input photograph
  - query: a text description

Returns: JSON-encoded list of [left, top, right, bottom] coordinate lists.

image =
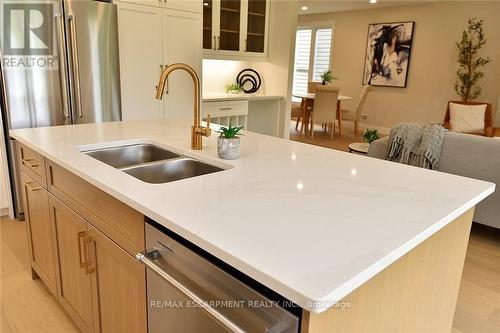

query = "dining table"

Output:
[[292, 92, 352, 138]]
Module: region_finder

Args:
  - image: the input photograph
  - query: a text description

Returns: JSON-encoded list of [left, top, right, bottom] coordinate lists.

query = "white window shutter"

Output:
[[312, 28, 333, 82], [292, 29, 312, 96]]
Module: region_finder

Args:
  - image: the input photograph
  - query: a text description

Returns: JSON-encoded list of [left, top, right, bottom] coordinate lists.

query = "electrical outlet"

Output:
[[360, 114, 368, 120]]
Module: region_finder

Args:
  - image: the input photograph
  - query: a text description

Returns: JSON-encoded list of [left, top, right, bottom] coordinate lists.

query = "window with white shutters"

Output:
[[292, 29, 312, 96], [291, 26, 333, 99], [312, 29, 333, 82]]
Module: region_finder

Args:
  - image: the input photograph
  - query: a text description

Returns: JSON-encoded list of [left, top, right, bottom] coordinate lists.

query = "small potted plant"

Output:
[[363, 129, 380, 144], [225, 83, 244, 94], [320, 70, 338, 85], [217, 124, 244, 160]]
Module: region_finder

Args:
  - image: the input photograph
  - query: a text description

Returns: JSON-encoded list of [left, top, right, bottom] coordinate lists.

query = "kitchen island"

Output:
[[11, 118, 494, 332]]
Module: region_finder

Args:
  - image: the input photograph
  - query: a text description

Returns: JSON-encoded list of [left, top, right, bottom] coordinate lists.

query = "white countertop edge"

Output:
[[202, 94, 283, 102], [10, 131, 495, 314]]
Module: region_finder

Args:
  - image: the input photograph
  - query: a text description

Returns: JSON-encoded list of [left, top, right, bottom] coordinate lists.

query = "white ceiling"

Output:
[[298, 0, 435, 15]]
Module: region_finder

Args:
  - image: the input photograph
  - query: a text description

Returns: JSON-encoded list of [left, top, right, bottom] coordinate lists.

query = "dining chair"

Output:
[[291, 101, 303, 131], [341, 85, 372, 136], [307, 81, 322, 93], [309, 85, 340, 140]]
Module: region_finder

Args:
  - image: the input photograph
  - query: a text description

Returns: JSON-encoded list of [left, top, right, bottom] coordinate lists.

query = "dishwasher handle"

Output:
[[136, 250, 247, 333]]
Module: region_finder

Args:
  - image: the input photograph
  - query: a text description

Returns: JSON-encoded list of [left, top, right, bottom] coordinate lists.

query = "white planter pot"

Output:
[[217, 137, 240, 160]]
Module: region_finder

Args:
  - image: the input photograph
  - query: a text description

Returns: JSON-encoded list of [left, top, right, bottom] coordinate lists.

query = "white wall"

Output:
[[202, 0, 298, 136], [299, 1, 500, 131]]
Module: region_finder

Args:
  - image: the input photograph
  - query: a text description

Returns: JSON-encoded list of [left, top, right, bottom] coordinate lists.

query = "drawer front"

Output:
[[46, 160, 145, 256], [202, 100, 249, 118], [18, 143, 47, 187]]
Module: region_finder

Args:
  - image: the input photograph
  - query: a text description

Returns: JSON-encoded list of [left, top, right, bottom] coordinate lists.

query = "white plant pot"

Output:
[[217, 137, 240, 160]]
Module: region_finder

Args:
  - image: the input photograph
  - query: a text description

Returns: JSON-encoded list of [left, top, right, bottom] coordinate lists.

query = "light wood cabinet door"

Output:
[[117, 1, 163, 120], [161, 8, 202, 118], [20, 172, 57, 297], [49, 195, 94, 333], [87, 224, 147, 333]]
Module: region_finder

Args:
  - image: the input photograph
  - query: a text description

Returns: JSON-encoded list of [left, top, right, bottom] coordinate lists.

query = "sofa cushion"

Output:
[[449, 102, 487, 134]]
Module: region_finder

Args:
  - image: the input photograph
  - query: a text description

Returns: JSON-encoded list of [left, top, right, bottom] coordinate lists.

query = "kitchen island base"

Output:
[[302, 208, 474, 333]]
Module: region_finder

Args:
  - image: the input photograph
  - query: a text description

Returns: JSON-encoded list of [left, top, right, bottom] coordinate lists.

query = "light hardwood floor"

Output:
[[289, 122, 363, 152], [1, 215, 499, 332], [1, 216, 78, 333]]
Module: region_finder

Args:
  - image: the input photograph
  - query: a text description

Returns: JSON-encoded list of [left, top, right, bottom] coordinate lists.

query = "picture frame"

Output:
[[362, 21, 415, 88]]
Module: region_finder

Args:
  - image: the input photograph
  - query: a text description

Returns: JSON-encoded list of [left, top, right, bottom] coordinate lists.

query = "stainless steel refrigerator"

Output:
[[0, 0, 121, 218]]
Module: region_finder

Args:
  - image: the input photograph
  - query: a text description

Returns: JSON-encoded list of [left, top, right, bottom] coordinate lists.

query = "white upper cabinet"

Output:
[[117, 2, 162, 120], [203, 0, 269, 59], [117, 1, 202, 120], [165, 0, 202, 13], [117, 0, 202, 13], [161, 9, 202, 118]]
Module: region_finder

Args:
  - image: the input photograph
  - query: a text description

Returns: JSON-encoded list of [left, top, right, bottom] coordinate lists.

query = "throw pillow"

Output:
[[449, 103, 486, 134]]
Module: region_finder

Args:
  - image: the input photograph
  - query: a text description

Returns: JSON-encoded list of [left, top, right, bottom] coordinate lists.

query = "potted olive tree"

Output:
[[455, 18, 492, 101], [217, 124, 244, 160]]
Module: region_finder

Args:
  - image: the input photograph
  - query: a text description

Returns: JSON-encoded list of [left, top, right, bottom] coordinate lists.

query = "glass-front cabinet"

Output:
[[203, 0, 269, 58], [245, 0, 266, 53]]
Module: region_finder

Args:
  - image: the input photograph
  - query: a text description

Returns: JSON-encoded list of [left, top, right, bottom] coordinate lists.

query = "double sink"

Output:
[[83, 144, 224, 184]]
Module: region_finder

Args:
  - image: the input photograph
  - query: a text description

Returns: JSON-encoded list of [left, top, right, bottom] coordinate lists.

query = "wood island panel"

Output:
[[302, 208, 474, 333]]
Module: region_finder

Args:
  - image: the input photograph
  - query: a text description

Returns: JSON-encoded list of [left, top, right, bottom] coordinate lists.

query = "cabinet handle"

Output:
[[244, 38, 247, 52], [137, 250, 246, 333], [22, 158, 39, 168], [84, 235, 96, 275], [25, 181, 41, 191], [213, 36, 216, 50], [219, 107, 232, 111], [77, 231, 87, 268], [28, 183, 41, 191], [217, 36, 220, 50]]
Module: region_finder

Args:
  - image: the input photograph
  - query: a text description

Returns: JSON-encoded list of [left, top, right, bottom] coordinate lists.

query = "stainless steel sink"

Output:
[[122, 158, 224, 184], [83, 143, 225, 184], [84, 143, 180, 168]]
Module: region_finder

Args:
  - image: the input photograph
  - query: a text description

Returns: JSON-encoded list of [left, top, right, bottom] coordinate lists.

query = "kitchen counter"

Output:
[[202, 93, 283, 102], [10, 118, 494, 314]]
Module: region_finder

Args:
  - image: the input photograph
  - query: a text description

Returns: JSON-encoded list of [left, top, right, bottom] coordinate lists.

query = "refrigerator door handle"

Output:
[[54, 14, 70, 119], [68, 14, 83, 118]]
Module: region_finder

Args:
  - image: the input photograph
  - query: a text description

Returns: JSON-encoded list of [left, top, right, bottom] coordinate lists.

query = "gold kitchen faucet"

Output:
[[156, 63, 211, 150]]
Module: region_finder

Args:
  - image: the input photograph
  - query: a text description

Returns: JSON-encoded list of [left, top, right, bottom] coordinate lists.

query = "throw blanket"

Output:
[[386, 122, 445, 170]]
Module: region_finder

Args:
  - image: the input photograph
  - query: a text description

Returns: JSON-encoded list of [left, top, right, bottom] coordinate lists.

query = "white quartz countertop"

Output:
[[202, 93, 282, 102], [10, 118, 494, 313]]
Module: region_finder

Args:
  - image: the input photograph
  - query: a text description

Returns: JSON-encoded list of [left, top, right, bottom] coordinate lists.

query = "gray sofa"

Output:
[[368, 132, 500, 229]]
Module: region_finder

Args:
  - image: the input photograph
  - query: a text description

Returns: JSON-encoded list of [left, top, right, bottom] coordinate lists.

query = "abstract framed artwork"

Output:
[[362, 21, 415, 88]]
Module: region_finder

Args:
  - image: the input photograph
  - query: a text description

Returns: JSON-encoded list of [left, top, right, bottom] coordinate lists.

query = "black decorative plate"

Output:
[[236, 69, 261, 94]]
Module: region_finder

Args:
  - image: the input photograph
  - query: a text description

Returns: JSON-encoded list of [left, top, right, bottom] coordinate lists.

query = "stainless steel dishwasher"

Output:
[[137, 221, 300, 333]]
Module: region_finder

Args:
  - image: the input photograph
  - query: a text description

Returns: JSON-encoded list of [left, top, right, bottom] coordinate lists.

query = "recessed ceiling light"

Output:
[[203, 2, 209, 6], [369, 0, 377, 4], [301, 6, 309, 11]]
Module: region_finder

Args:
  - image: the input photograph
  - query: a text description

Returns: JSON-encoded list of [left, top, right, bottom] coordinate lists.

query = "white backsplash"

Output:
[[202, 59, 267, 96]]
